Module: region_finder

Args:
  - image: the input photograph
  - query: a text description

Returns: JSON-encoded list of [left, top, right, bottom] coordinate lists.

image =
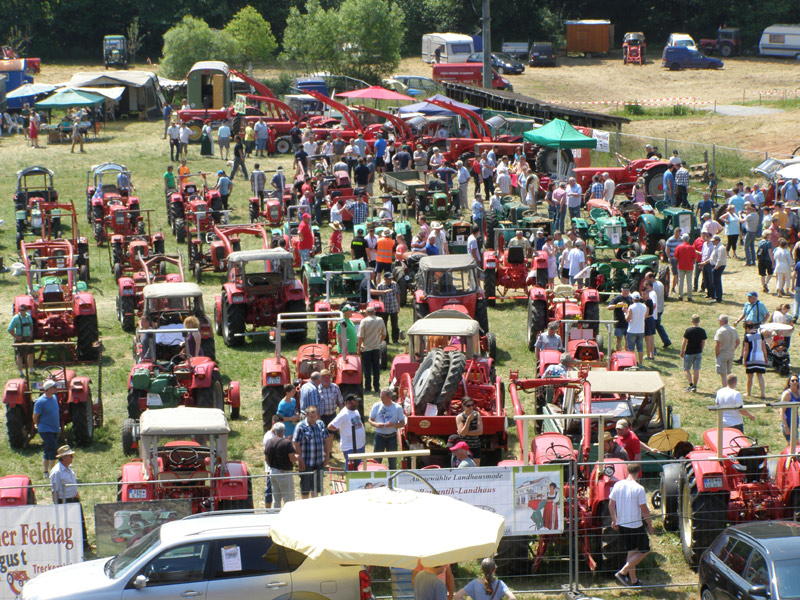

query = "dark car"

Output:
[[529, 42, 557, 67], [466, 52, 525, 74], [662, 46, 723, 70], [699, 521, 800, 600]]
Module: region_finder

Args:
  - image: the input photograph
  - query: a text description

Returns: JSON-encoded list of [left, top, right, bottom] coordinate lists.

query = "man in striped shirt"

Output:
[[664, 228, 682, 296], [675, 162, 690, 207]]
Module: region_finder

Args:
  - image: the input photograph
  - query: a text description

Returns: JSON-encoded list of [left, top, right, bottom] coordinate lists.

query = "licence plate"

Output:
[[704, 477, 723, 489], [267, 377, 282, 385], [128, 489, 147, 499]]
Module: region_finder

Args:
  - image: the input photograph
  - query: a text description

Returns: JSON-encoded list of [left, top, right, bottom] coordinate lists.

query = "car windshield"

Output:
[[106, 528, 161, 579], [425, 268, 478, 296], [674, 39, 694, 48], [775, 559, 800, 599], [495, 53, 514, 61]]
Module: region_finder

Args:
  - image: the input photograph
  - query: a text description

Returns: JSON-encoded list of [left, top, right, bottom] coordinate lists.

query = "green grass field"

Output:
[[0, 116, 793, 598]]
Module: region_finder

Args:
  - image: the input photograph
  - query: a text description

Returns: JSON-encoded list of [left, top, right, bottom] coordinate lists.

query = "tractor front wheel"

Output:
[[679, 465, 727, 566], [196, 373, 224, 410], [127, 389, 142, 420], [221, 296, 245, 347], [6, 404, 30, 450], [485, 332, 497, 360], [71, 396, 94, 447], [175, 219, 186, 245], [527, 299, 547, 351], [484, 269, 497, 306], [275, 137, 292, 155], [261, 387, 283, 431], [475, 299, 490, 333], [122, 418, 136, 456]]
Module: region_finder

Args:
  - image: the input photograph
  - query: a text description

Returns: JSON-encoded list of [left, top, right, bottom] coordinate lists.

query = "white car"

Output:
[[22, 512, 374, 600], [666, 33, 698, 50]]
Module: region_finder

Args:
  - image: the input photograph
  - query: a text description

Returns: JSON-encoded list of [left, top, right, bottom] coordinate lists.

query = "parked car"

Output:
[[21, 512, 374, 600], [390, 74, 443, 97], [662, 46, 723, 70], [529, 42, 557, 67], [699, 521, 800, 600], [466, 52, 525, 74], [667, 33, 698, 50]]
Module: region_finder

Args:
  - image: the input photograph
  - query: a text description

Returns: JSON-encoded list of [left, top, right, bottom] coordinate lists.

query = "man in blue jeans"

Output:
[[33, 380, 60, 478], [368, 389, 406, 470], [357, 306, 386, 393]]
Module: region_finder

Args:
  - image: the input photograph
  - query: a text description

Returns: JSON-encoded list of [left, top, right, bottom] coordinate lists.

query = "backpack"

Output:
[[757, 241, 770, 260]]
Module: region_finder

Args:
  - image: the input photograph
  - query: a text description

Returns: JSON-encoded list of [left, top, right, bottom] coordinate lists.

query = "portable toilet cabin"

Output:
[[759, 24, 800, 58], [186, 61, 231, 110], [422, 33, 475, 63], [565, 20, 614, 57]]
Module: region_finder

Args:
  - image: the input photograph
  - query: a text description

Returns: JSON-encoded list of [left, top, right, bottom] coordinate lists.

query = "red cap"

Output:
[[302, 213, 311, 220], [449, 441, 471, 453]]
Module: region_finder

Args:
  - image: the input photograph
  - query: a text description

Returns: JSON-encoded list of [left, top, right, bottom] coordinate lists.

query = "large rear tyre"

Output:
[[485, 332, 497, 360], [527, 299, 547, 351], [76, 314, 99, 360], [285, 300, 308, 343], [642, 164, 668, 204], [484, 269, 497, 306], [535, 148, 574, 175], [119, 296, 136, 332], [122, 418, 136, 456], [413, 301, 429, 322], [659, 462, 682, 531], [439, 351, 467, 408], [275, 137, 292, 155], [127, 389, 142, 420], [484, 212, 498, 249], [584, 300, 600, 336], [679, 465, 727, 567], [71, 396, 94, 447], [475, 299, 490, 333], [175, 218, 186, 244], [261, 387, 282, 431], [6, 404, 30, 450], [412, 348, 449, 414], [598, 501, 624, 574]]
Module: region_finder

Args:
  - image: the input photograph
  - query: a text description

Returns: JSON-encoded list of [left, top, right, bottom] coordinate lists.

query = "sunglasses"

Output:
[[792, 379, 799, 383], [463, 403, 475, 408]]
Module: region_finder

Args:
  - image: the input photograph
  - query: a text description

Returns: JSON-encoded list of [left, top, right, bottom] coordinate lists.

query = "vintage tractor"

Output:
[[281, 205, 322, 267], [413, 254, 490, 334], [573, 157, 670, 204], [588, 251, 665, 295], [110, 508, 178, 546], [636, 202, 699, 254], [117, 253, 185, 332], [14, 166, 60, 244], [249, 189, 285, 227], [3, 343, 103, 449], [356, 194, 413, 240], [132, 282, 216, 361], [323, 171, 362, 227], [302, 252, 371, 309], [188, 222, 269, 283], [167, 173, 224, 244], [526, 283, 600, 351], [214, 249, 306, 347], [699, 27, 742, 57], [622, 32, 646, 65], [103, 35, 128, 69], [392, 251, 426, 307], [483, 196, 551, 250], [118, 407, 252, 513], [260, 312, 363, 429], [392, 310, 507, 466], [0, 474, 36, 506], [576, 208, 631, 255], [86, 162, 143, 245], [123, 322, 239, 455], [14, 240, 99, 362], [483, 228, 544, 304], [109, 210, 165, 281]]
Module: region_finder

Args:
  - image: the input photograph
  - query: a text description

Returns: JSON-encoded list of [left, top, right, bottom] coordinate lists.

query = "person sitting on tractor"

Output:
[[544, 352, 573, 379], [603, 431, 629, 461], [534, 322, 563, 360], [614, 419, 654, 461], [508, 230, 532, 257], [378, 194, 394, 221]]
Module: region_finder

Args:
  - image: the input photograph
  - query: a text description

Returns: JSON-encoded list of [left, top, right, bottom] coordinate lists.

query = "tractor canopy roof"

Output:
[[407, 309, 481, 338], [89, 162, 127, 177], [228, 249, 294, 265], [16, 165, 55, 189], [143, 282, 203, 300], [586, 370, 664, 395], [419, 254, 478, 273], [140, 406, 230, 437]]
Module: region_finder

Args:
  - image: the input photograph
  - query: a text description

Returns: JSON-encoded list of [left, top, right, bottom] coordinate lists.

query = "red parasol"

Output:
[[336, 86, 414, 101]]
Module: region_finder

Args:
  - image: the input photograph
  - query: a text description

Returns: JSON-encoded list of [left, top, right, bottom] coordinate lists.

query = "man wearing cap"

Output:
[[317, 369, 343, 426], [297, 213, 314, 266], [625, 292, 647, 364], [615, 419, 652, 462], [369, 389, 406, 469], [645, 144, 654, 159], [450, 441, 476, 468], [214, 170, 233, 213], [508, 229, 532, 256], [328, 394, 366, 470], [735, 291, 769, 327], [377, 272, 400, 343], [34, 379, 60, 477], [532, 228, 546, 252], [607, 284, 632, 350], [604, 431, 629, 461], [8, 303, 34, 376], [393, 144, 411, 171], [299, 371, 322, 413], [50, 444, 90, 551], [358, 306, 387, 393], [534, 322, 563, 359]]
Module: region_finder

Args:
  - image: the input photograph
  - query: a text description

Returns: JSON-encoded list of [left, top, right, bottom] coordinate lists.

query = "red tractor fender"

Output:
[[216, 461, 249, 501], [169, 191, 183, 205], [91, 195, 105, 211], [68, 376, 92, 404], [315, 300, 332, 313], [335, 354, 362, 386], [285, 279, 305, 301], [226, 381, 241, 408], [73, 291, 97, 316], [685, 449, 730, 492], [188, 359, 216, 389], [609, 350, 638, 370], [589, 459, 628, 510], [776, 447, 800, 496], [0, 475, 34, 506], [2, 378, 28, 407], [262, 356, 290, 387], [482, 250, 498, 270], [118, 276, 136, 297], [389, 353, 417, 387], [528, 286, 548, 302], [13, 295, 35, 315], [120, 460, 155, 501], [220, 282, 245, 305], [213, 294, 223, 328], [579, 288, 600, 306], [110, 233, 124, 246]]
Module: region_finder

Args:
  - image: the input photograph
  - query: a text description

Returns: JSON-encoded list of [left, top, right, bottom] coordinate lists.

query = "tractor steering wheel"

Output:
[[521, 210, 537, 219], [556, 289, 573, 299], [729, 435, 758, 450], [40, 367, 62, 382], [169, 447, 200, 466], [620, 250, 638, 261], [248, 275, 270, 286], [544, 443, 573, 460]]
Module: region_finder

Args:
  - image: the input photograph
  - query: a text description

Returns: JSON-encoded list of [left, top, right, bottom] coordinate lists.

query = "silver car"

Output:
[[22, 512, 374, 600]]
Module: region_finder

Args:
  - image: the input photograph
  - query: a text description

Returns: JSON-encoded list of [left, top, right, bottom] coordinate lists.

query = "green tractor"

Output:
[[577, 208, 631, 255], [301, 252, 370, 308], [355, 194, 413, 240], [635, 202, 699, 254], [589, 251, 669, 295], [484, 196, 551, 249]]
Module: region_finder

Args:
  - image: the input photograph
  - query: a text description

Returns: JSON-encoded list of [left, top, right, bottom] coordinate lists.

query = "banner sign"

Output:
[[592, 129, 611, 153], [0, 504, 83, 600], [94, 500, 191, 558], [347, 466, 563, 536]]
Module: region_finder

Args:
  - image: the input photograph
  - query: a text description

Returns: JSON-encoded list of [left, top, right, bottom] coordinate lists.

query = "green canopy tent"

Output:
[[523, 118, 597, 179], [35, 87, 105, 109]]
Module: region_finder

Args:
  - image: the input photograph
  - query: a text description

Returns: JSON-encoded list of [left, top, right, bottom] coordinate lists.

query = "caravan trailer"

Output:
[[759, 25, 800, 58], [422, 33, 475, 64]]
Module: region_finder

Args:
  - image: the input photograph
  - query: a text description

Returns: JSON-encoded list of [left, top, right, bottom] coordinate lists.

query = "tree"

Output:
[[159, 15, 236, 79], [127, 16, 146, 64], [224, 6, 278, 75]]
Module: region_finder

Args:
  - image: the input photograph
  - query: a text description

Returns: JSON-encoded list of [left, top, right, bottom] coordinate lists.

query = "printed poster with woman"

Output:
[[513, 466, 563, 533]]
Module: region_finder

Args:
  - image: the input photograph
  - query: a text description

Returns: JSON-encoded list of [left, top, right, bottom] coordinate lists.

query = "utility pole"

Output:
[[481, 0, 491, 89]]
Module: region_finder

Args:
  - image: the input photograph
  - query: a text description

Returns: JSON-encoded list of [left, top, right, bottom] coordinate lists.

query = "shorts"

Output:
[[374, 261, 392, 274], [219, 137, 230, 149], [299, 466, 323, 495], [746, 365, 766, 374], [715, 356, 733, 375], [375, 156, 385, 167], [626, 332, 644, 352], [644, 317, 656, 336], [466, 446, 481, 461], [619, 525, 650, 553], [14, 338, 34, 361], [369, 260, 377, 270], [614, 327, 627, 339], [256, 138, 267, 150], [683, 353, 702, 371], [669, 257, 678, 276], [40, 432, 58, 460], [758, 259, 773, 276]]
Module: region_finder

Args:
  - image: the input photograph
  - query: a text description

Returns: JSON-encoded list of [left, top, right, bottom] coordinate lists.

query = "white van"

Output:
[[422, 33, 475, 64], [759, 25, 800, 58], [666, 33, 697, 50]]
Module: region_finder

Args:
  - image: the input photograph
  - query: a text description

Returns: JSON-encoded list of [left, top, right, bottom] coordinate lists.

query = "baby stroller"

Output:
[[763, 323, 793, 376]]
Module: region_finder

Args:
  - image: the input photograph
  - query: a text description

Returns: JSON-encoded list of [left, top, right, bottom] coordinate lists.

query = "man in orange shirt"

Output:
[[374, 229, 395, 277], [178, 159, 190, 186]]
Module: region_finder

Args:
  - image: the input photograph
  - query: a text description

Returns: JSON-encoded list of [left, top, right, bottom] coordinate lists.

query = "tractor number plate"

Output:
[[679, 214, 692, 231], [146, 393, 163, 407], [128, 489, 147, 499], [703, 477, 723, 489], [267, 377, 282, 385]]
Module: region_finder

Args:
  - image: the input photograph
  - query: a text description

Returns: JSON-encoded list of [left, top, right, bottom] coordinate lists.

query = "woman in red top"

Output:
[[29, 110, 39, 148], [328, 221, 343, 254]]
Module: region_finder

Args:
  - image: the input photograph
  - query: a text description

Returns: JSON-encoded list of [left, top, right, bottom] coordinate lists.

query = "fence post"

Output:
[[571, 458, 579, 594], [712, 144, 716, 180], [664, 138, 668, 156]]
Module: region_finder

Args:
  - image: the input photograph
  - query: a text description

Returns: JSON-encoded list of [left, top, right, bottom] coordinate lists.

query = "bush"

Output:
[[262, 72, 293, 97], [159, 15, 236, 79]]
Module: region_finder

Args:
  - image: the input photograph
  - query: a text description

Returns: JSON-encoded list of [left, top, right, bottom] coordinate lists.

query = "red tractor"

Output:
[[392, 310, 507, 466], [622, 32, 646, 65], [118, 407, 252, 512], [15, 239, 99, 362], [214, 248, 306, 347], [167, 173, 223, 244], [110, 210, 166, 281], [0, 475, 36, 506], [573, 155, 670, 204], [413, 254, 490, 334], [188, 222, 269, 283], [117, 253, 185, 332], [260, 312, 363, 430], [86, 162, 143, 245], [526, 283, 600, 352], [698, 27, 742, 57], [14, 166, 59, 246], [483, 229, 548, 305], [249, 189, 284, 227], [3, 344, 103, 449]]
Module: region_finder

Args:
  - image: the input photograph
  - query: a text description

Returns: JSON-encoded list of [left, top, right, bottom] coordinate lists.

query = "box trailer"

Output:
[[759, 24, 800, 58], [422, 33, 475, 64], [565, 20, 614, 57]]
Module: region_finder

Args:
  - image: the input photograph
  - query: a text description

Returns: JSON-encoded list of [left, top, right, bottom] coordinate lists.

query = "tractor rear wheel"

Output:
[[275, 137, 292, 155], [484, 269, 497, 306], [380, 341, 389, 370], [194, 263, 203, 283], [76, 314, 99, 360], [413, 301, 429, 322], [658, 265, 671, 299], [94, 222, 104, 244], [112, 242, 123, 264], [679, 465, 727, 566], [475, 299, 490, 333], [535, 148, 574, 175], [394, 265, 408, 307], [484, 212, 499, 249], [527, 299, 547, 351], [262, 387, 282, 431], [412, 348, 449, 414], [659, 463, 682, 531], [642, 164, 668, 204], [196, 372, 224, 410], [285, 300, 307, 343], [200, 336, 216, 361], [122, 418, 136, 456], [637, 223, 658, 254], [631, 270, 651, 294], [6, 404, 30, 450], [439, 351, 467, 409], [598, 500, 624, 574], [113, 262, 123, 281], [316, 320, 329, 344], [584, 300, 600, 336], [127, 389, 142, 420], [495, 537, 531, 577], [71, 396, 94, 447], [485, 332, 497, 360], [175, 219, 186, 244], [118, 296, 135, 332], [222, 297, 246, 347], [171, 201, 184, 223]]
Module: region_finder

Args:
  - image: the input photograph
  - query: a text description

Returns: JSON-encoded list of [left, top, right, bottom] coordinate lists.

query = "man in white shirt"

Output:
[[217, 121, 232, 160], [609, 463, 652, 587], [625, 292, 647, 363], [456, 160, 471, 211], [328, 394, 366, 470], [436, 125, 449, 139], [178, 123, 191, 159], [489, 190, 504, 214], [669, 149, 682, 166], [566, 177, 582, 223], [710, 234, 727, 303], [699, 232, 715, 300], [714, 374, 755, 433], [568, 240, 586, 286], [602, 172, 616, 203], [645, 272, 671, 348], [466, 225, 481, 266], [254, 117, 268, 157]]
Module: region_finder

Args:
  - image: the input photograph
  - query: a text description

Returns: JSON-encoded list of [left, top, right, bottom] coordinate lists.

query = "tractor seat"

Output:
[[553, 284, 574, 298], [507, 246, 526, 264], [41, 282, 64, 303], [733, 445, 768, 482], [330, 190, 342, 199]]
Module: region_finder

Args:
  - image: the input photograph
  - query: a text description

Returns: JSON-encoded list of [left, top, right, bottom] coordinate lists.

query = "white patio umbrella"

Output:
[[269, 486, 505, 568], [776, 163, 800, 181]]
